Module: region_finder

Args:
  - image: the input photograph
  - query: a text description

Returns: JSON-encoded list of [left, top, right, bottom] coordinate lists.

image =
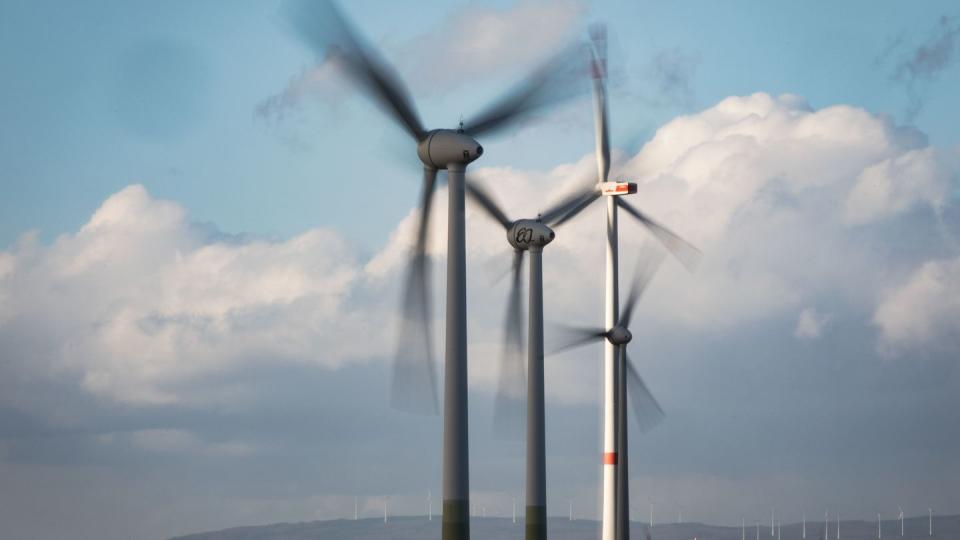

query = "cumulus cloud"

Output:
[[3, 93, 958, 418], [844, 147, 955, 225], [874, 256, 960, 354]]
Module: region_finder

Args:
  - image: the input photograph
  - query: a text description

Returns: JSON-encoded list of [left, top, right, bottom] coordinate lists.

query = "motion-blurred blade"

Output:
[[617, 198, 702, 272], [462, 42, 590, 137], [391, 168, 439, 413], [465, 176, 513, 230], [618, 246, 667, 329], [545, 186, 601, 228], [548, 324, 607, 356], [493, 250, 526, 438], [589, 24, 610, 183], [624, 350, 665, 433], [539, 175, 599, 226], [285, 0, 426, 140]]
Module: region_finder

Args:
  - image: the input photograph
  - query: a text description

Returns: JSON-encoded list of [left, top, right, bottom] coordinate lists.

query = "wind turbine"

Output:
[[742, 517, 746, 540], [899, 507, 904, 537], [552, 247, 678, 539], [772, 509, 776, 537], [804, 513, 807, 539], [465, 175, 603, 540], [582, 25, 701, 540], [878, 513, 882, 539], [928, 508, 932, 536], [284, 3, 589, 539]]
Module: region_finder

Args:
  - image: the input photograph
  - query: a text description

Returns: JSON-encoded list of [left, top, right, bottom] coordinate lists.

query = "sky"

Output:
[[1, 1, 959, 539]]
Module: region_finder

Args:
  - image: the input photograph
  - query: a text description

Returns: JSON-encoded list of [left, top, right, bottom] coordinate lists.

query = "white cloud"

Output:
[[873, 257, 960, 353], [794, 307, 832, 340], [844, 146, 955, 225], [2, 93, 957, 413]]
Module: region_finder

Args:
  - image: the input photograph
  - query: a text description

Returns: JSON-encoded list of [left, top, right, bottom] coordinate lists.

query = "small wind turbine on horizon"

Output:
[[899, 506, 904, 537]]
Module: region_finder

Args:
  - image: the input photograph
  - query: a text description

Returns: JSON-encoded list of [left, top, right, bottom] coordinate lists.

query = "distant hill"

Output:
[[171, 514, 959, 540]]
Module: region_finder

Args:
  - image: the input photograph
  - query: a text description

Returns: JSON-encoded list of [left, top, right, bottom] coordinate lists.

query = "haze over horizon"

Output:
[[1, 1, 959, 539]]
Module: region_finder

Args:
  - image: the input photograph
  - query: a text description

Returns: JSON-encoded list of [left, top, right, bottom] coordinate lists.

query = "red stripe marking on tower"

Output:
[[603, 452, 618, 465]]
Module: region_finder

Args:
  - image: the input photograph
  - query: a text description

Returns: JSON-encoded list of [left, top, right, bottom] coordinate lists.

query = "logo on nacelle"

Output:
[[515, 227, 534, 245], [508, 220, 555, 250]]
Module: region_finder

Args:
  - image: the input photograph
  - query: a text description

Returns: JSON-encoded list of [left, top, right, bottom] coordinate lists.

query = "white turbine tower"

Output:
[[837, 512, 840, 539], [928, 508, 932, 536], [757, 520, 761, 540], [428, 491, 432, 521], [584, 26, 700, 540], [878, 513, 882, 539], [742, 517, 746, 540], [804, 513, 807, 539], [825, 510, 829, 540], [899, 507, 904, 537], [772, 509, 776, 537]]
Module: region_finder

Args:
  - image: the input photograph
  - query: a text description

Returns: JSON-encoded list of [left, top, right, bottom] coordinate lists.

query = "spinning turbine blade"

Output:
[[624, 351, 665, 433], [618, 248, 667, 329], [546, 187, 602, 228], [538, 171, 601, 227], [589, 24, 610, 182], [617, 198, 702, 272], [493, 250, 526, 438], [462, 43, 590, 137], [285, 0, 426, 140], [392, 167, 439, 413], [465, 177, 512, 230], [550, 325, 607, 356]]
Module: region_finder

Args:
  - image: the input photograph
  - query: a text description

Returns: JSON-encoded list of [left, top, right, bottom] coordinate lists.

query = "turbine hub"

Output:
[[417, 129, 483, 169], [507, 219, 555, 250], [607, 326, 632, 345]]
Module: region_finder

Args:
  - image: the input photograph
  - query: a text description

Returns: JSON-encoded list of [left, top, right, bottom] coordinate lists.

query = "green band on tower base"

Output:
[[442, 500, 469, 540], [526, 505, 547, 540]]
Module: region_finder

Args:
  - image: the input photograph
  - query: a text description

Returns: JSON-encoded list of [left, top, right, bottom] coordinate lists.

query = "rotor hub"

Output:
[[507, 219, 555, 250], [417, 129, 483, 169], [606, 326, 632, 345]]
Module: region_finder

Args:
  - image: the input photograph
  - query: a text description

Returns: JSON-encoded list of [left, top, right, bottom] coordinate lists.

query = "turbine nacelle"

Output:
[[508, 219, 555, 250], [606, 325, 632, 345], [417, 129, 484, 169], [600, 181, 637, 196]]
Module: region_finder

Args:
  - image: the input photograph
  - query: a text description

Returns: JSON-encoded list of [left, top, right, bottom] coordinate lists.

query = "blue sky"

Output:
[[1, 2, 959, 540], [2, 0, 958, 251]]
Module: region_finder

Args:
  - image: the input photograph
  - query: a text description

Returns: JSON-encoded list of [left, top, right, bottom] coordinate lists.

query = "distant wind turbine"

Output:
[[803, 513, 807, 539], [929, 508, 932, 536], [878, 513, 882, 539], [899, 507, 904, 537], [742, 517, 746, 540]]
